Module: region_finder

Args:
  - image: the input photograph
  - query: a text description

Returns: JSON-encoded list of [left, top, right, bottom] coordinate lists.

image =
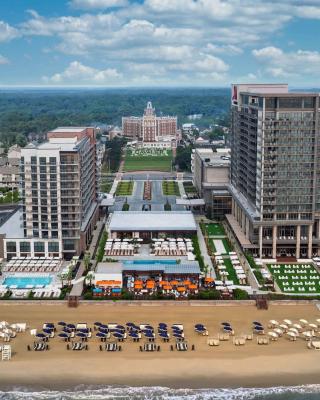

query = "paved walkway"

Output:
[[196, 220, 215, 278], [178, 180, 186, 198]]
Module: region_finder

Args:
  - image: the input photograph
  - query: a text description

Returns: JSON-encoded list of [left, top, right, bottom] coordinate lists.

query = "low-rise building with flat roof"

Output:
[[108, 211, 197, 240]]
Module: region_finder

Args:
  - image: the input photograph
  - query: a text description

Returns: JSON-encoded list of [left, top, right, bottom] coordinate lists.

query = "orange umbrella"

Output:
[[146, 282, 155, 288], [170, 280, 179, 285], [189, 284, 198, 290], [177, 287, 186, 292], [205, 277, 214, 282], [160, 281, 169, 286], [134, 280, 143, 285], [163, 285, 172, 290], [183, 280, 191, 286]]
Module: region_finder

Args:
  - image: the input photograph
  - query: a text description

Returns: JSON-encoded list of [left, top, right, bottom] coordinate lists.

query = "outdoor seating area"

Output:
[[128, 277, 199, 298], [0, 321, 26, 343], [266, 318, 320, 343], [2, 257, 62, 273], [268, 263, 320, 294], [214, 252, 247, 286], [151, 238, 194, 257], [104, 238, 142, 256]]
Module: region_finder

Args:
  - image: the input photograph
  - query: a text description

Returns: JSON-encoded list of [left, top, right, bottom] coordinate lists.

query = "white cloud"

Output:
[[0, 54, 9, 64], [43, 61, 122, 84], [0, 21, 19, 42], [253, 46, 320, 78], [2, 0, 320, 85], [205, 43, 243, 55], [70, 0, 128, 9]]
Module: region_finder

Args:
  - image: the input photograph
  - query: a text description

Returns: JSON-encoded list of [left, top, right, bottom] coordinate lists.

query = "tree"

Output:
[[83, 251, 91, 272], [16, 133, 27, 147], [175, 145, 192, 171], [85, 271, 95, 287]]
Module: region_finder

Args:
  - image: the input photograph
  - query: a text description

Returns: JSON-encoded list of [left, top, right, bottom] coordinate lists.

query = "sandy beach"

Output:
[[0, 302, 319, 390]]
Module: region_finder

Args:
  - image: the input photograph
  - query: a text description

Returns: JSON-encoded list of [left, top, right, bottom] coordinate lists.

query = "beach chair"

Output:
[[176, 341, 188, 351], [207, 338, 220, 346]]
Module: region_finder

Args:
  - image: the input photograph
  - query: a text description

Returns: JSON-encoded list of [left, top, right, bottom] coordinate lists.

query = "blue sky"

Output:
[[0, 0, 319, 87]]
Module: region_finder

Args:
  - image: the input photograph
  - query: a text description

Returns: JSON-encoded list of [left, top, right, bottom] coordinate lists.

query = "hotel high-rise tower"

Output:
[[228, 84, 320, 259]]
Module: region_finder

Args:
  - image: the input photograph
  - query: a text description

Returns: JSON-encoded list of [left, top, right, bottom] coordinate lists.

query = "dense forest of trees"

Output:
[[0, 88, 230, 150]]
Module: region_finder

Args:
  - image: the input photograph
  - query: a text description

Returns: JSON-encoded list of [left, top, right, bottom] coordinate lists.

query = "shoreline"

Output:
[[0, 303, 319, 390]]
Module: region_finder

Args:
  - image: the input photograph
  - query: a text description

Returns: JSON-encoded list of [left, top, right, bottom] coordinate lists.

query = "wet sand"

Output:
[[0, 302, 319, 389]]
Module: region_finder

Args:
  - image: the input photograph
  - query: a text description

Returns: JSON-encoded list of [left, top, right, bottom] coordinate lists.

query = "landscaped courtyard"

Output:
[[203, 223, 225, 236], [116, 181, 134, 196], [123, 148, 173, 172], [162, 180, 180, 196], [268, 263, 320, 294]]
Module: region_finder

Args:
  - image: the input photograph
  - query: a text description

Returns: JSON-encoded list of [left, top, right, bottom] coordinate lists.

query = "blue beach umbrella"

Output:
[[58, 332, 69, 339], [76, 332, 87, 338], [58, 321, 66, 327], [254, 326, 264, 331], [67, 323, 75, 329], [96, 332, 106, 338], [223, 326, 233, 332], [43, 328, 53, 335], [113, 332, 124, 339], [36, 333, 46, 339]]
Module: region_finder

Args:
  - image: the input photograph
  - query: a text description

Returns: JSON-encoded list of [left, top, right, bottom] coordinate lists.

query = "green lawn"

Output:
[[162, 181, 180, 196], [204, 223, 225, 236], [0, 189, 19, 204], [183, 181, 197, 194], [100, 181, 113, 193], [268, 263, 320, 294], [116, 181, 134, 196], [223, 258, 240, 285], [123, 149, 173, 172]]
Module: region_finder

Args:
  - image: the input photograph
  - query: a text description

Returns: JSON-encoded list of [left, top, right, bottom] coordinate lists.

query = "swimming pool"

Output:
[[123, 260, 177, 265], [3, 276, 52, 289]]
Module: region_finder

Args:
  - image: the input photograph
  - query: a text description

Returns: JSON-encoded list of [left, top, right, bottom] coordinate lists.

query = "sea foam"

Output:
[[1, 385, 320, 400]]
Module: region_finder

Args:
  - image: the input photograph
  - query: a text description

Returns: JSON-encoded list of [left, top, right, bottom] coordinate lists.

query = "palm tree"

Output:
[[85, 271, 95, 287], [203, 264, 209, 278], [84, 251, 91, 272]]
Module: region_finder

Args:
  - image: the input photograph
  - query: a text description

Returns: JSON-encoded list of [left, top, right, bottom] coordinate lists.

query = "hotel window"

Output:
[[48, 242, 59, 252], [6, 242, 16, 252], [34, 242, 45, 252], [49, 157, 56, 165], [19, 242, 30, 252], [31, 156, 37, 165], [39, 157, 46, 165]]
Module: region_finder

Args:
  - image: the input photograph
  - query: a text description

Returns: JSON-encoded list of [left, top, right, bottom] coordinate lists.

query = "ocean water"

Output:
[[1, 385, 320, 400]]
